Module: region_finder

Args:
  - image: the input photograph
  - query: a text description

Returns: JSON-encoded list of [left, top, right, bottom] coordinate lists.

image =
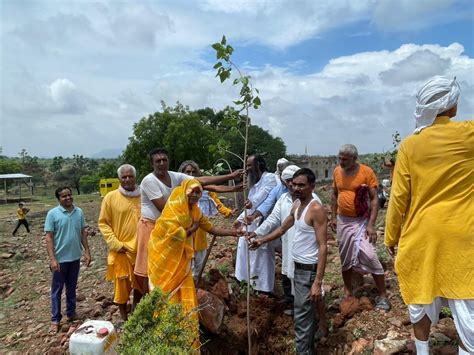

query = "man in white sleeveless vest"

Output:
[[250, 168, 328, 354]]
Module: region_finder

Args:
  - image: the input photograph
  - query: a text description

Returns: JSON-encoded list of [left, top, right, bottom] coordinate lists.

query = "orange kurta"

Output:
[[333, 164, 378, 217]]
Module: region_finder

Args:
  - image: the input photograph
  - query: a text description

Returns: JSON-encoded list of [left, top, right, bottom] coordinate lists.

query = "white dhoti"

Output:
[[235, 222, 276, 292], [409, 298, 474, 352]]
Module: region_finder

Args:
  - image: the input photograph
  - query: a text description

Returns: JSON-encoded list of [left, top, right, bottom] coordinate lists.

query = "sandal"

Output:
[[375, 296, 391, 311], [49, 322, 60, 335]]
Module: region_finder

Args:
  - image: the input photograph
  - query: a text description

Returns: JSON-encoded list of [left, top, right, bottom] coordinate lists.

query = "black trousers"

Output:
[[13, 219, 30, 234]]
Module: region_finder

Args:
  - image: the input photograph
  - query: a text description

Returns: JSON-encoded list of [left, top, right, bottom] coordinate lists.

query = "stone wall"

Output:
[[290, 155, 338, 183]]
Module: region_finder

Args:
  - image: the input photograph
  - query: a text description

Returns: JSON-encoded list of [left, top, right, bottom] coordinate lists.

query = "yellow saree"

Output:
[[148, 179, 211, 315]]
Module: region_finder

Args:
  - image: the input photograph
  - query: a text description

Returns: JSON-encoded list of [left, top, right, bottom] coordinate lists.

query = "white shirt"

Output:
[[140, 171, 189, 221]]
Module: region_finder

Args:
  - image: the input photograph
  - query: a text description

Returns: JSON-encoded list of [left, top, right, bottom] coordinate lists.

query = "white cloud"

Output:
[[1, 1, 472, 158], [48, 78, 88, 114]]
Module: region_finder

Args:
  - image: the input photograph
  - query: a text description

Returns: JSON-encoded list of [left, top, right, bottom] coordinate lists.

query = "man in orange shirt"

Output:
[[331, 144, 390, 311]]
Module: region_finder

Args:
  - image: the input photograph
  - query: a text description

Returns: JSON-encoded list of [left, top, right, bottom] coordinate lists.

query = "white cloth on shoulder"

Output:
[[414, 76, 460, 134]]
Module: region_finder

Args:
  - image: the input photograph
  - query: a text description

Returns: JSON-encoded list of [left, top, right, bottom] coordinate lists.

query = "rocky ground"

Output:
[[0, 190, 461, 354]]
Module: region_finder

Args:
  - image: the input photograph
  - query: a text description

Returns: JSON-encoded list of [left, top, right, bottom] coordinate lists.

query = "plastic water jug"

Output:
[[69, 320, 117, 354]]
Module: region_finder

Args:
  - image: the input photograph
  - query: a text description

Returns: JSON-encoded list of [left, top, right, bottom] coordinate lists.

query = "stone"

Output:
[[92, 306, 103, 318], [432, 332, 451, 343], [389, 318, 403, 328], [1, 253, 14, 259], [333, 313, 345, 328], [340, 296, 360, 318], [6, 287, 15, 297], [211, 278, 230, 301], [432, 345, 458, 355], [358, 296, 373, 312], [76, 294, 85, 302], [348, 338, 370, 355], [197, 289, 225, 334], [101, 298, 113, 308], [374, 331, 407, 355], [95, 294, 106, 301]]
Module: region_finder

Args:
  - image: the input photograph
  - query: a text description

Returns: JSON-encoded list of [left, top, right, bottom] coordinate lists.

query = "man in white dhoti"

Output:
[[235, 154, 277, 293]]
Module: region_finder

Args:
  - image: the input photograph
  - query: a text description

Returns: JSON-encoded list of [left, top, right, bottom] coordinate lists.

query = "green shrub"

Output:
[[118, 287, 197, 354]]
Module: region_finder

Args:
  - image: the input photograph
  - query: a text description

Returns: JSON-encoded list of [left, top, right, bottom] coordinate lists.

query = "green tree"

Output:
[[50, 156, 64, 175], [0, 157, 22, 174], [55, 155, 95, 194], [123, 103, 219, 180], [97, 161, 120, 178], [123, 104, 286, 180]]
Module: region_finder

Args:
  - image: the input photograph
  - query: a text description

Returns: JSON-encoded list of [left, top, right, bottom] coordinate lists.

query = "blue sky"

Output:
[[1, 0, 473, 159]]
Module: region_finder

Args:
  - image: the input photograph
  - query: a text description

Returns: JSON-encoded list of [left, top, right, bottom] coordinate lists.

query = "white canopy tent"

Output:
[[0, 173, 33, 203]]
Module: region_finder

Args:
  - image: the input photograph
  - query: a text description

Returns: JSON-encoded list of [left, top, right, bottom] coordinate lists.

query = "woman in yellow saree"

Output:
[[147, 179, 238, 345]]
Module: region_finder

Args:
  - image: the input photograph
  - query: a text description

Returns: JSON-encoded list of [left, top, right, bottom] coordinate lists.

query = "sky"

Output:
[[1, 0, 473, 158]]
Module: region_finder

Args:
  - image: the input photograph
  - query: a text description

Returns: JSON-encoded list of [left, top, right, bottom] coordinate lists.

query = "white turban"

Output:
[[275, 158, 290, 175], [281, 165, 300, 180], [414, 76, 460, 133]]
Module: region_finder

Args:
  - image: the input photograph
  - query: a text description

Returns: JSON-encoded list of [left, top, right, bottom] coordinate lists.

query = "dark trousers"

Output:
[[294, 265, 318, 355], [13, 219, 30, 234], [51, 260, 80, 323], [282, 274, 294, 304]]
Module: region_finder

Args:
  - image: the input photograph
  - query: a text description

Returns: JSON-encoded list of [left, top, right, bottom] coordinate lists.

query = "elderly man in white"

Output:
[[235, 154, 277, 293]]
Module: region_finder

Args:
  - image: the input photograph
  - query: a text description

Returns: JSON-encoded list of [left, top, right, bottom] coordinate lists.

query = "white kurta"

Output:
[[235, 172, 277, 292]]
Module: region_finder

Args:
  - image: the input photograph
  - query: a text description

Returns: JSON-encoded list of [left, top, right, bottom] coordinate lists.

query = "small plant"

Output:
[[216, 262, 231, 275], [353, 327, 366, 339], [239, 279, 257, 298], [118, 287, 197, 354], [376, 244, 389, 265], [440, 306, 453, 318]]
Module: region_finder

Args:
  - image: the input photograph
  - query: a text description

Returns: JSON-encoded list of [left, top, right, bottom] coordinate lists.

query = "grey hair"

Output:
[[178, 160, 201, 176], [117, 164, 136, 178], [339, 144, 358, 158]]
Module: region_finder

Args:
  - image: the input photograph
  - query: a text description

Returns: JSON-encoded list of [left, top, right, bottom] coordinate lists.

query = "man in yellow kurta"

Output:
[[148, 179, 239, 348], [385, 76, 473, 355], [99, 164, 142, 321]]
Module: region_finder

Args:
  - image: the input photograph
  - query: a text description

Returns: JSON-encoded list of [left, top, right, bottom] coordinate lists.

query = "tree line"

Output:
[[0, 103, 287, 194]]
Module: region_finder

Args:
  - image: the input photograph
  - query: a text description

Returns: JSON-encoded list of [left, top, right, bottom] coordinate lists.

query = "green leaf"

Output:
[[255, 88, 259, 94], [213, 62, 223, 69], [233, 78, 240, 85], [211, 43, 221, 51], [221, 35, 227, 45], [252, 96, 261, 106]]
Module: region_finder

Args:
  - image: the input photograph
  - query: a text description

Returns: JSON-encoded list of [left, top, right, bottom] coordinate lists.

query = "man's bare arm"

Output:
[[81, 228, 91, 266], [310, 204, 328, 302], [196, 169, 243, 186], [366, 187, 379, 243], [330, 186, 338, 231], [151, 197, 167, 213]]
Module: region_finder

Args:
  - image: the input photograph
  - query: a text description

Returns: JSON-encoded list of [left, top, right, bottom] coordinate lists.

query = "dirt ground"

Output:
[[0, 190, 461, 354]]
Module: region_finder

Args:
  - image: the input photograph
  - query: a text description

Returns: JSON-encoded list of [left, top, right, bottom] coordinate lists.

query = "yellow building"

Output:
[[99, 178, 120, 197]]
